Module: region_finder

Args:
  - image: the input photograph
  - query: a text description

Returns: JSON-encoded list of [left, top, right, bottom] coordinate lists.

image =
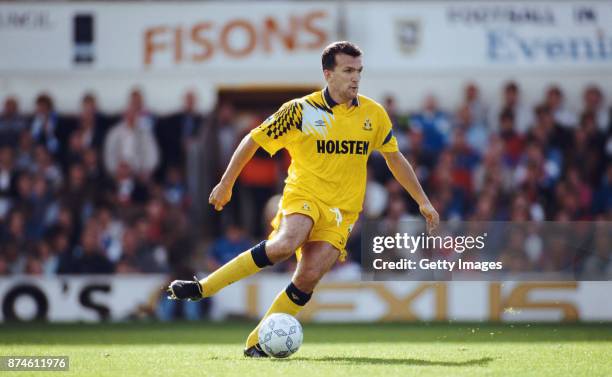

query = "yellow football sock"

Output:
[[245, 283, 311, 349], [199, 248, 263, 298]]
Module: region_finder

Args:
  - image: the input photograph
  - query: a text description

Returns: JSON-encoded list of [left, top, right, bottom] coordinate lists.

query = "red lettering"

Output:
[[262, 16, 298, 53], [144, 26, 170, 66], [191, 22, 214, 62], [174, 26, 183, 64], [220, 20, 256, 58], [303, 11, 328, 49], [143, 10, 330, 66]]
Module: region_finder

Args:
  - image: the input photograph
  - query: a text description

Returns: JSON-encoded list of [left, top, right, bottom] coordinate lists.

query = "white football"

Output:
[[258, 313, 303, 358]]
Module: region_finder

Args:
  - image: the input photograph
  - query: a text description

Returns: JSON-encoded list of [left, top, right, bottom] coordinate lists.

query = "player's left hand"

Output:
[[419, 202, 439, 234]]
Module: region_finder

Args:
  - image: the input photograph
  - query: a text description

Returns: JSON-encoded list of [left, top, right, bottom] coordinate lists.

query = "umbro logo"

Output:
[[314, 120, 326, 127], [302, 203, 311, 211], [291, 293, 300, 301], [363, 119, 373, 131]]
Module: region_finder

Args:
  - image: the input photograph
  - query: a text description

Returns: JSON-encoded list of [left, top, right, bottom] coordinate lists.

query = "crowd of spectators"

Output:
[[364, 82, 611, 276], [0, 81, 610, 277], [0, 89, 198, 276]]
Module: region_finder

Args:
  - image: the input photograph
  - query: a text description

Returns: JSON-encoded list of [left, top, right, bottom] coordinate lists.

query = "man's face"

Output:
[[184, 91, 196, 112], [3, 98, 17, 116], [82, 99, 96, 118], [585, 88, 601, 108], [324, 53, 362, 102], [504, 88, 518, 106]]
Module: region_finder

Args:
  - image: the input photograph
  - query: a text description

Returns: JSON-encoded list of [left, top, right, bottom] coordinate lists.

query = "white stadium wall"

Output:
[[1, 1, 611, 113], [0, 275, 611, 323]]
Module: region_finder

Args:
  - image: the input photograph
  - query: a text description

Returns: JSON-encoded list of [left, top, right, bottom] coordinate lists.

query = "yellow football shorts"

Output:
[[269, 191, 358, 262]]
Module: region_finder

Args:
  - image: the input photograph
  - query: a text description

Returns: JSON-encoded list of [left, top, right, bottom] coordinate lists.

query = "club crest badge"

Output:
[[396, 19, 421, 54]]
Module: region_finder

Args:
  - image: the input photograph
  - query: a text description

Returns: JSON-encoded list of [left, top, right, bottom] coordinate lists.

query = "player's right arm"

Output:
[[208, 134, 259, 211], [209, 100, 302, 211]]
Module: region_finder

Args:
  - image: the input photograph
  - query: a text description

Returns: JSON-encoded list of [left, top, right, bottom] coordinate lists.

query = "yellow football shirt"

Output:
[[250, 88, 398, 213]]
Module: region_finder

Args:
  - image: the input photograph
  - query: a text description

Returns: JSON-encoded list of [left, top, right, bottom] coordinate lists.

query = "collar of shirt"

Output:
[[323, 87, 359, 108]]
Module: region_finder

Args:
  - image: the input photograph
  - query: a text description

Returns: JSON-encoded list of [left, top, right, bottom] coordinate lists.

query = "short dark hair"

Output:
[[321, 41, 362, 71], [35, 93, 54, 111], [504, 81, 518, 93], [82, 92, 96, 105]]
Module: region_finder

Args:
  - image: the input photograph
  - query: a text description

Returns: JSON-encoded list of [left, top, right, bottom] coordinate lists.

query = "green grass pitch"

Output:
[[1, 322, 611, 377]]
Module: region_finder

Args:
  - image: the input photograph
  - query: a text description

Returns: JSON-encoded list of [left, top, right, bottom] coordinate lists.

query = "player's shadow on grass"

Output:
[[289, 356, 494, 367]]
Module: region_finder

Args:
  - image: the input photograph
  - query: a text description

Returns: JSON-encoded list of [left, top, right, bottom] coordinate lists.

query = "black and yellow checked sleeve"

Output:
[[250, 100, 303, 156]]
